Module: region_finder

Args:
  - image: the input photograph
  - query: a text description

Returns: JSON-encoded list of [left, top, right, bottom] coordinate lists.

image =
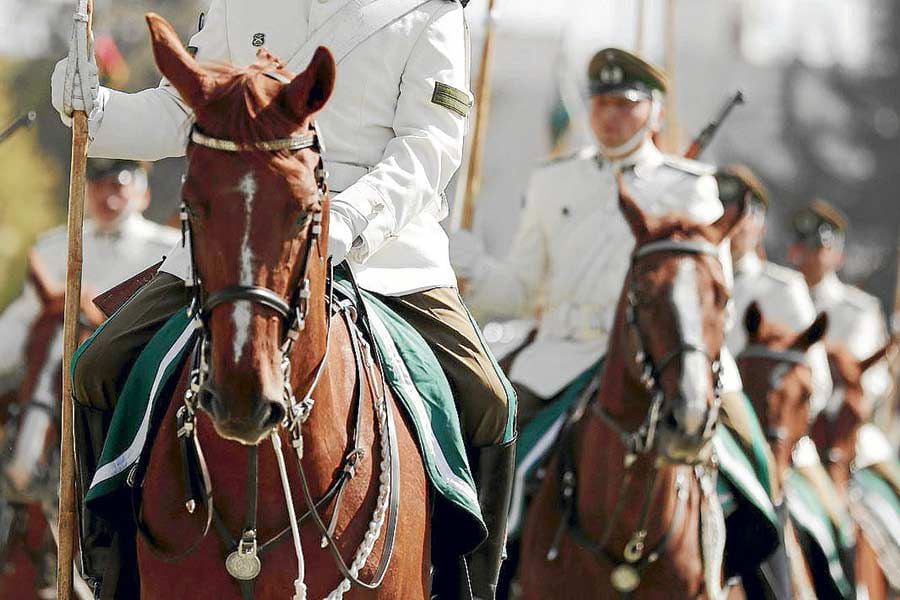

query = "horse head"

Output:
[[737, 302, 828, 475], [614, 175, 745, 464], [146, 14, 336, 444], [810, 342, 890, 480]]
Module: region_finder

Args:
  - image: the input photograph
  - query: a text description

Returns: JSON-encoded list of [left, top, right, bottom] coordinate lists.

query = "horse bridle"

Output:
[[549, 238, 727, 597], [737, 344, 810, 443], [144, 119, 400, 598], [594, 239, 725, 459]]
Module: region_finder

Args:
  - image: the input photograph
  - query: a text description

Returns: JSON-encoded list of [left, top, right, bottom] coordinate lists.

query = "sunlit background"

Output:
[[1, 0, 898, 318]]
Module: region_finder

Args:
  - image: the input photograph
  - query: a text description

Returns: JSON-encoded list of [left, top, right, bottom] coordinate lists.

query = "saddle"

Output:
[[93, 261, 162, 318]]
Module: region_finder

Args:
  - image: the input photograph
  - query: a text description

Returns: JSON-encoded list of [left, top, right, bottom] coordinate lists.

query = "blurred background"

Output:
[[0, 0, 898, 318]]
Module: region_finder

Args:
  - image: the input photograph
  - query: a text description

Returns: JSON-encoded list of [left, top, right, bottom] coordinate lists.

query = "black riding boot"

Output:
[[467, 438, 516, 600]]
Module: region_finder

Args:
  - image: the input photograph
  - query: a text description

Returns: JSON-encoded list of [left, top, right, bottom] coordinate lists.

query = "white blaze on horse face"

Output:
[[6, 327, 62, 492], [232, 173, 257, 363], [670, 259, 711, 434]]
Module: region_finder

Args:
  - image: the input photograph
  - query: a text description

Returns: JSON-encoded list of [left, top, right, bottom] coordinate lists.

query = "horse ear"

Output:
[[617, 172, 651, 241], [283, 46, 335, 119], [744, 301, 763, 339], [146, 13, 211, 109], [794, 312, 829, 351], [859, 342, 892, 373], [709, 196, 749, 244], [26, 251, 60, 306]]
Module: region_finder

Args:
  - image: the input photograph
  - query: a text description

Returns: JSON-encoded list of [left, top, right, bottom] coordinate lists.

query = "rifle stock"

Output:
[[683, 90, 744, 160]]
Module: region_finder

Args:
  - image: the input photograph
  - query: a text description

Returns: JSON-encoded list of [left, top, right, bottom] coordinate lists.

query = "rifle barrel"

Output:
[[0, 111, 36, 145]]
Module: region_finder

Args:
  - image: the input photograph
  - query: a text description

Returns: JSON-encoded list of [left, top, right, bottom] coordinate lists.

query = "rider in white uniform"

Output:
[[787, 200, 895, 485], [716, 165, 832, 417], [452, 48, 741, 424], [51, 2, 515, 597], [0, 159, 177, 391]]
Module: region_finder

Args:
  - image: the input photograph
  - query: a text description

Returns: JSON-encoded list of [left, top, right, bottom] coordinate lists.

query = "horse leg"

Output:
[[855, 532, 887, 600]]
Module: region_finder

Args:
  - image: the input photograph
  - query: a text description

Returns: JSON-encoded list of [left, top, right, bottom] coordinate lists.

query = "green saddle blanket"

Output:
[[509, 365, 777, 543], [77, 272, 509, 556], [850, 466, 900, 590], [785, 468, 854, 598]]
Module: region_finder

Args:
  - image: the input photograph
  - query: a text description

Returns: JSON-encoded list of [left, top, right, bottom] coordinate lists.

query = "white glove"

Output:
[[328, 209, 356, 265], [50, 54, 102, 128], [449, 229, 486, 280]]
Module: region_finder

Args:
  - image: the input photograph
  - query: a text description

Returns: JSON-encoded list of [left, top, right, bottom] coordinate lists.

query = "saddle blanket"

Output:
[[79, 272, 499, 555], [784, 468, 854, 598], [508, 366, 776, 538], [850, 466, 900, 591]]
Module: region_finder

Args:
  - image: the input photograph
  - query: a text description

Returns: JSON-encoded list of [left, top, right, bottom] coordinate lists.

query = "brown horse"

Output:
[[518, 180, 745, 599], [811, 343, 894, 600], [134, 15, 429, 599], [735, 302, 828, 598], [0, 253, 102, 599]]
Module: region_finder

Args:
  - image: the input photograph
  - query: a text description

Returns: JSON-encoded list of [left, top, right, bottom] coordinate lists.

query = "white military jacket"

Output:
[[86, 0, 471, 296], [811, 272, 891, 404], [466, 141, 732, 398], [0, 215, 179, 380], [727, 252, 833, 416]]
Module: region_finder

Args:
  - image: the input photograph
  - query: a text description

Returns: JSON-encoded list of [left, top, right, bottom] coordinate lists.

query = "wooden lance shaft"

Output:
[[459, 0, 498, 231], [59, 1, 92, 597]]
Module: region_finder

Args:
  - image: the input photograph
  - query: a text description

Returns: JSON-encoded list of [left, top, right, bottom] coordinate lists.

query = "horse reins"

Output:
[[548, 238, 726, 598], [134, 117, 400, 600]]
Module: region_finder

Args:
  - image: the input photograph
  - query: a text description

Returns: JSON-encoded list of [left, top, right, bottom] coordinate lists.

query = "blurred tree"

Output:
[[0, 65, 62, 309]]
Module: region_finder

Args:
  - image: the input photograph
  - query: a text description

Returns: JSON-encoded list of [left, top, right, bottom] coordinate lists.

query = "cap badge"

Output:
[[600, 65, 624, 85], [251, 32, 266, 47]]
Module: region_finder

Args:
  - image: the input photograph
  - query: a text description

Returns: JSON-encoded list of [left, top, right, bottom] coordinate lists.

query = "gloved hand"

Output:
[[328, 209, 356, 265], [449, 229, 486, 281], [50, 53, 101, 128]]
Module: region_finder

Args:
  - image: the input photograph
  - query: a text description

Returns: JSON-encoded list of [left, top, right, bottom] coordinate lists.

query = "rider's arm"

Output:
[[0, 287, 39, 381], [781, 280, 834, 416], [86, 0, 229, 160], [334, 2, 470, 261], [464, 183, 549, 318]]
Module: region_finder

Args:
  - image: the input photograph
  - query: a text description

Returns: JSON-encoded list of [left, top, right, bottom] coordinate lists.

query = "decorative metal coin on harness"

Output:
[[252, 32, 266, 47]]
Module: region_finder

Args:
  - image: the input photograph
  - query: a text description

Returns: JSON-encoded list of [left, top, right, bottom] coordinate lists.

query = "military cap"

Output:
[[715, 165, 769, 211], [792, 199, 847, 249], [86, 158, 146, 183], [587, 48, 667, 99]]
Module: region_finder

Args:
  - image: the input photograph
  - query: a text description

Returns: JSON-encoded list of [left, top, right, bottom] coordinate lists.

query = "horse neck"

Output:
[[575, 305, 689, 551]]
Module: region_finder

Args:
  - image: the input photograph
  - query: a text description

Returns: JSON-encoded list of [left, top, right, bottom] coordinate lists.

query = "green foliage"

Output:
[[0, 66, 62, 309]]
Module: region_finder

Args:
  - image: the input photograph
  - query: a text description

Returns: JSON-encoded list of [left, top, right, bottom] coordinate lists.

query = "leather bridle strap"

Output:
[[632, 239, 720, 261], [204, 286, 292, 320], [738, 345, 808, 368], [190, 127, 319, 153]]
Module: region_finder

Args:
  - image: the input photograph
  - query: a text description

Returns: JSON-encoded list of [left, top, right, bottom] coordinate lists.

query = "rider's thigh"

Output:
[[73, 272, 188, 410]]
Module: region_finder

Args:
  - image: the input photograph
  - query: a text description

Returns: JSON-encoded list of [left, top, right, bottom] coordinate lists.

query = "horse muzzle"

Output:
[[197, 383, 286, 445]]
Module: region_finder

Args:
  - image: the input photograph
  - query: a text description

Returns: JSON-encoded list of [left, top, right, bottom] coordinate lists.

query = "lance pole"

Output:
[[58, 0, 93, 597], [458, 0, 500, 231]]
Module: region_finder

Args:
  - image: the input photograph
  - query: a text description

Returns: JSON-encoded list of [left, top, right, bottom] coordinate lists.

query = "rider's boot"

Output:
[[467, 437, 516, 600]]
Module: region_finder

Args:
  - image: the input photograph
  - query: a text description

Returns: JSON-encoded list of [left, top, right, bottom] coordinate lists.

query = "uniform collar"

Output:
[[598, 139, 663, 178], [734, 252, 763, 277], [811, 272, 844, 308]]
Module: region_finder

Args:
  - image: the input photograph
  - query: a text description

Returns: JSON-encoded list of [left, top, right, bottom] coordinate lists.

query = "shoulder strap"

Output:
[[287, 0, 431, 71]]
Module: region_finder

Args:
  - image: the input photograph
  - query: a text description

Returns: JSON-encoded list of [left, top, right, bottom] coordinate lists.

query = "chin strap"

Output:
[[597, 93, 663, 161]]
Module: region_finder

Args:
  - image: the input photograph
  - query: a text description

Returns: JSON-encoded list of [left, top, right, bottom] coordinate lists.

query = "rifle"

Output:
[[684, 90, 744, 160], [0, 111, 36, 145]]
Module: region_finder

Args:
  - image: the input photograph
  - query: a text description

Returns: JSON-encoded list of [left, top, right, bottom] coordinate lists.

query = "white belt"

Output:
[[541, 303, 610, 342], [324, 160, 371, 193]]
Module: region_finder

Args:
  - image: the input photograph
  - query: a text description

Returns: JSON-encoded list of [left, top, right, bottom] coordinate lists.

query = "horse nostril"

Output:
[[264, 402, 286, 428], [252, 400, 285, 430], [197, 385, 222, 419], [664, 410, 679, 430]]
